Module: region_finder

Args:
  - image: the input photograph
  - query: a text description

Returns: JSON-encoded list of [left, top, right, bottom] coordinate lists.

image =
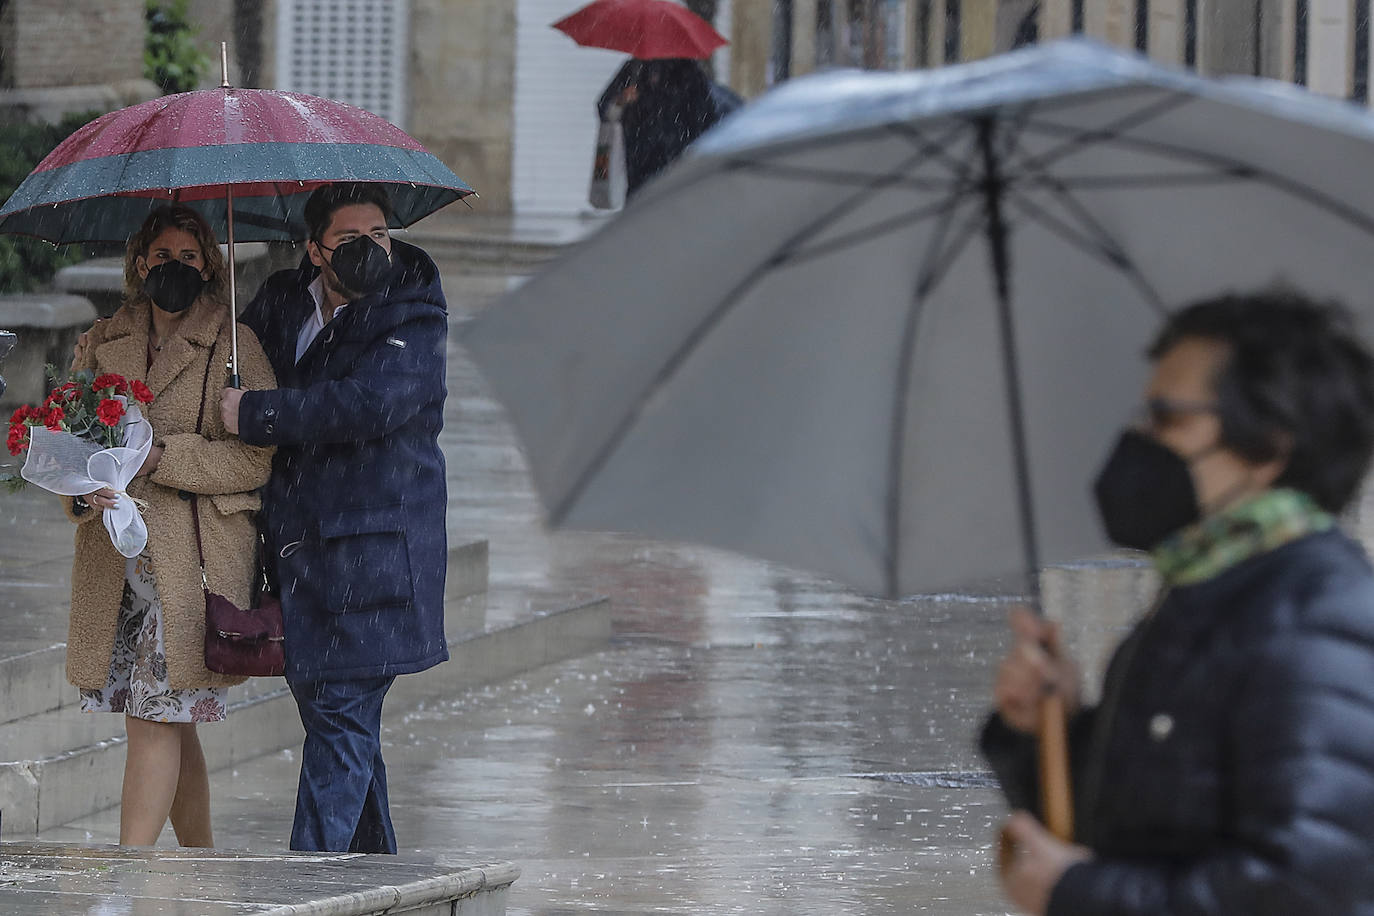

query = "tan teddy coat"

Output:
[[64, 295, 276, 690]]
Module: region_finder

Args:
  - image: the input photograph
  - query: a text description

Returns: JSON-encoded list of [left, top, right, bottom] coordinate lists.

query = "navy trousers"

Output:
[[288, 676, 398, 853]]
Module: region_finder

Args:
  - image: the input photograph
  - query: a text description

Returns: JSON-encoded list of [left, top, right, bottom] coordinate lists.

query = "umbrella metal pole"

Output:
[[976, 117, 1074, 844], [226, 183, 241, 388], [220, 43, 242, 389]]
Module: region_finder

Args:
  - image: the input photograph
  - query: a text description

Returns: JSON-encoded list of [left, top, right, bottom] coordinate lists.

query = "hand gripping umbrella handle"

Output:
[[1038, 693, 1074, 841], [998, 692, 1074, 873]]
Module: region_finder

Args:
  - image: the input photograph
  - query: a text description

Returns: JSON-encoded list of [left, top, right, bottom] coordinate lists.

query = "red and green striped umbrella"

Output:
[[0, 69, 474, 384], [0, 85, 474, 245]]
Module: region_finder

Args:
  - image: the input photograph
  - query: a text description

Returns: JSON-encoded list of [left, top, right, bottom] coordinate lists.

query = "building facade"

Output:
[[753, 1, 1369, 101], [5, 2, 1372, 214], [0, 0, 158, 123]]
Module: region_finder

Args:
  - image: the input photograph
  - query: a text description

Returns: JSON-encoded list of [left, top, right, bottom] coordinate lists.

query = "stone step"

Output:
[[0, 538, 489, 728], [402, 212, 606, 275], [0, 841, 518, 915], [0, 586, 610, 838], [413, 234, 565, 273]]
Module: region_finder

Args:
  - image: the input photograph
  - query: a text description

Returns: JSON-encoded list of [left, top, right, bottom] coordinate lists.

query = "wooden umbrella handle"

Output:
[[998, 689, 1076, 872], [1037, 691, 1074, 841]]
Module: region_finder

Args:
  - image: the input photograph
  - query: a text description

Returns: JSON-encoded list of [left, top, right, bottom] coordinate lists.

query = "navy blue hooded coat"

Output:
[[238, 239, 449, 682]]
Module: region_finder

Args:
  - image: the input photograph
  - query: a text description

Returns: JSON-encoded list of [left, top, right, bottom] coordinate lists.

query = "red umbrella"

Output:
[[553, 0, 728, 60]]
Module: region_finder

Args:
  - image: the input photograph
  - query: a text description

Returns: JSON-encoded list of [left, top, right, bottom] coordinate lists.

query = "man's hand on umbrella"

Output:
[[220, 387, 244, 435], [999, 811, 1091, 915], [994, 606, 1081, 734]]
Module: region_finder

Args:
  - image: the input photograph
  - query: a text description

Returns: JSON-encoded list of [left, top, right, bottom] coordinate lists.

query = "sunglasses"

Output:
[[1139, 397, 1220, 431]]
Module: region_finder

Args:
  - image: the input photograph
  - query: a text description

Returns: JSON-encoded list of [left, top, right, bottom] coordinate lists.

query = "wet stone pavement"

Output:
[[27, 266, 1044, 913]]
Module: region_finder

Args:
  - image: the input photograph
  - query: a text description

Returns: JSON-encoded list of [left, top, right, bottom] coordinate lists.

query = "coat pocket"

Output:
[[209, 492, 262, 516], [317, 503, 414, 613]]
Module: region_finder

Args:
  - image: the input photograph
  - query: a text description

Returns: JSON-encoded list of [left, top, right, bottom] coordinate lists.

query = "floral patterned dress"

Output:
[[79, 551, 227, 723]]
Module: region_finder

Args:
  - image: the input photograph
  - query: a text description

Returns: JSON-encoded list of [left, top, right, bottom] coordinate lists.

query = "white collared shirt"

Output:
[[295, 277, 348, 364]]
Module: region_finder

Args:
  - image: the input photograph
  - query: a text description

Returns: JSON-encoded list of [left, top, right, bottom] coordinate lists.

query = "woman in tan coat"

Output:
[[68, 205, 275, 847]]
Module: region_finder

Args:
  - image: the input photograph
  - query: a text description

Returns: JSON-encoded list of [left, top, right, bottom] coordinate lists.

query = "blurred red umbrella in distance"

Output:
[[553, 0, 728, 60]]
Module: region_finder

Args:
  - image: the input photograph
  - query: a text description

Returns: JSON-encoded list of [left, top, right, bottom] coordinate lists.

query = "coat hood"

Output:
[[283, 236, 447, 322]]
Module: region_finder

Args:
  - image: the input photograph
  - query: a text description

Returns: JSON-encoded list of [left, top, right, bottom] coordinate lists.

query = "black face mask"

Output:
[[1092, 429, 1203, 551], [325, 236, 392, 296], [142, 260, 204, 314]]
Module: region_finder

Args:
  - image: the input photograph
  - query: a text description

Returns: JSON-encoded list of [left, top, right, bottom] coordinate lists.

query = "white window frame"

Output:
[[275, 0, 410, 128]]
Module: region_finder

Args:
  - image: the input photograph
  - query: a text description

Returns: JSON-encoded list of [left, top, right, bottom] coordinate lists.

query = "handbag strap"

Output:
[[188, 342, 216, 587]]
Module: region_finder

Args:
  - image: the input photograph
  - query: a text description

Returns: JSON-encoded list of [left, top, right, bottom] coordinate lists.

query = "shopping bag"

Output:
[[590, 107, 628, 210]]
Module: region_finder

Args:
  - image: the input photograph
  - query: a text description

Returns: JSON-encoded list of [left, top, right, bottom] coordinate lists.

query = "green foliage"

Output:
[[0, 112, 93, 293], [145, 0, 211, 95]]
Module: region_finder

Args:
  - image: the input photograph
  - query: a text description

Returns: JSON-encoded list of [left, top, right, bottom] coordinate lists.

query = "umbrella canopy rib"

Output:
[[1041, 171, 1258, 190], [753, 128, 983, 269], [1001, 130, 1169, 315], [890, 122, 988, 180], [1006, 193, 1167, 316], [888, 130, 984, 595], [1021, 119, 1374, 241], [914, 201, 989, 300], [547, 135, 962, 527], [725, 159, 957, 193], [781, 193, 974, 268], [1016, 92, 1198, 175], [979, 116, 1042, 596]]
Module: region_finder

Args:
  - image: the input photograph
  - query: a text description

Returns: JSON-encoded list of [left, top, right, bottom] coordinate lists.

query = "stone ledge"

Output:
[[0, 538, 491, 728], [0, 842, 518, 915], [0, 80, 160, 126], [0, 293, 96, 330], [0, 293, 98, 411], [0, 591, 611, 837]]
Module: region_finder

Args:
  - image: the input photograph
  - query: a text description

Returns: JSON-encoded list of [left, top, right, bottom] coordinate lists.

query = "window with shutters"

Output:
[[275, 0, 409, 127]]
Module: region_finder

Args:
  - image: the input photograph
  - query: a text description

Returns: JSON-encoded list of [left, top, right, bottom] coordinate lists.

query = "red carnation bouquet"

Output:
[[4, 368, 156, 557], [7, 370, 154, 458]]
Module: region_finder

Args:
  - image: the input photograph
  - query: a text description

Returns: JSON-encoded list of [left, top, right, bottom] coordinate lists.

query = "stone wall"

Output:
[[1, 0, 145, 89], [188, 0, 237, 87], [202, 0, 512, 209], [729, 0, 772, 98], [408, 0, 516, 211], [0, 294, 98, 412]]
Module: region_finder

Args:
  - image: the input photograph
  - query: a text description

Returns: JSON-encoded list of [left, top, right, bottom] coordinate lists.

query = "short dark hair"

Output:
[[303, 182, 395, 242], [1149, 289, 1374, 512]]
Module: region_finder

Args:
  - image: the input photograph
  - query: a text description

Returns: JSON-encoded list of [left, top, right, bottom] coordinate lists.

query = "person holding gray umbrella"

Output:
[[459, 39, 1374, 906], [985, 290, 1374, 914]]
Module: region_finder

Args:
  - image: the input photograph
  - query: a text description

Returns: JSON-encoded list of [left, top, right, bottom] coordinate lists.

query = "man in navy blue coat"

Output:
[[220, 182, 449, 853]]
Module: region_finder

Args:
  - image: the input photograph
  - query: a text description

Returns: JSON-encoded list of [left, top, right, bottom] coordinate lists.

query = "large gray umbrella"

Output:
[[463, 39, 1374, 601], [465, 37, 1374, 841]]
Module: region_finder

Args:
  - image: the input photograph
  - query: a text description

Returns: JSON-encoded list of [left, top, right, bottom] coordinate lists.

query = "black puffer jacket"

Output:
[[981, 529, 1374, 914]]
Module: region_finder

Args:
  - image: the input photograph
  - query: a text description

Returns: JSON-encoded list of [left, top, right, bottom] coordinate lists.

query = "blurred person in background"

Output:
[[598, 57, 740, 197]]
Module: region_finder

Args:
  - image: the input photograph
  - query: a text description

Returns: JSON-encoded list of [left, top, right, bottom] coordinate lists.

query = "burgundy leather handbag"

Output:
[[190, 343, 285, 677]]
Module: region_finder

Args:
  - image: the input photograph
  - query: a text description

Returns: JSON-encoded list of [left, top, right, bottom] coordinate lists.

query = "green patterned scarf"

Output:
[[1150, 488, 1334, 587]]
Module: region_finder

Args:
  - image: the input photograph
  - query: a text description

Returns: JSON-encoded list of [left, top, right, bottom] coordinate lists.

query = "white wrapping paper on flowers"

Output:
[[21, 400, 153, 558]]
